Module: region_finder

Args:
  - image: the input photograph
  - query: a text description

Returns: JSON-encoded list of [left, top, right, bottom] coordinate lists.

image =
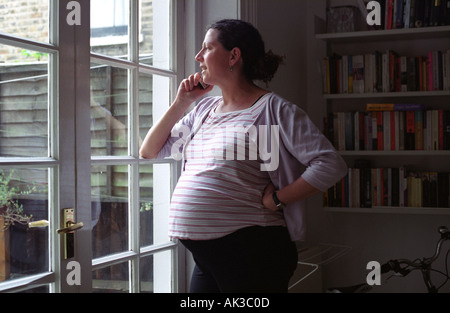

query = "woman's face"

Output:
[[195, 29, 231, 86]]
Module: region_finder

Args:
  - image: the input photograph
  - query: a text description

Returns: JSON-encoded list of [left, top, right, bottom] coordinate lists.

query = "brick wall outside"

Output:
[[0, 0, 154, 63], [0, 0, 49, 63]]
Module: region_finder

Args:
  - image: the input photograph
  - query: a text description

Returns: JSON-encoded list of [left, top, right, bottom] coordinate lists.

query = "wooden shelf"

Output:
[[316, 26, 450, 43], [323, 90, 450, 99], [338, 151, 450, 157], [325, 206, 450, 215]]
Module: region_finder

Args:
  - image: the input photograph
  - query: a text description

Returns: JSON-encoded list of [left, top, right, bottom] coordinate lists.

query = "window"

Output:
[[0, 0, 184, 293]]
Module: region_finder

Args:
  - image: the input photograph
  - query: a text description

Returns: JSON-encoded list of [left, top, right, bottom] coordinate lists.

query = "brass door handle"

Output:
[[29, 220, 50, 228], [57, 221, 84, 234]]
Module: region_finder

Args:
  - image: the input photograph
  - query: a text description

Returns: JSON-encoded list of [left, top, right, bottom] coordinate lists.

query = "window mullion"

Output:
[[128, 0, 140, 293], [128, 162, 140, 293], [48, 0, 60, 293]]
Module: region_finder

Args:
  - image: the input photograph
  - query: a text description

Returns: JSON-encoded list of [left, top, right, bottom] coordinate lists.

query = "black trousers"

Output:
[[180, 226, 298, 293]]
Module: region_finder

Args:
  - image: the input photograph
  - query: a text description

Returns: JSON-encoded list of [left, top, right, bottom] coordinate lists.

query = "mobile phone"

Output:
[[198, 76, 209, 90]]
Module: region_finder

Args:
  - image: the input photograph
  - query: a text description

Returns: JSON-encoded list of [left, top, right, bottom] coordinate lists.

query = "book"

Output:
[[377, 111, 384, 150], [415, 110, 424, 150], [424, 0, 432, 27], [352, 55, 365, 94], [430, 0, 442, 26], [400, 55, 408, 91], [366, 103, 425, 111], [365, 54, 373, 93], [407, 56, 416, 91], [342, 55, 349, 94], [439, 109, 444, 150], [383, 111, 391, 150], [391, 167, 399, 206], [399, 167, 407, 207], [438, 172, 450, 208], [386, 0, 395, 29], [327, 109, 450, 152], [404, 0, 412, 28], [432, 110, 439, 150], [394, 0, 405, 28], [445, 111, 450, 150], [371, 112, 378, 150], [372, 168, 378, 206], [323, 50, 449, 95], [399, 111, 406, 150], [344, 112, 354, 151], [348, 55, 353, 94], [425, 110, 433, 150], [325, 167, 450, 209], [405, 110, 416, 150]]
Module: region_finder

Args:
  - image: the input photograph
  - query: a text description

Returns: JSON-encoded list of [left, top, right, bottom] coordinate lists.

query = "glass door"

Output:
[[0, 0, 59, 292], [0, 0, 183, 293]]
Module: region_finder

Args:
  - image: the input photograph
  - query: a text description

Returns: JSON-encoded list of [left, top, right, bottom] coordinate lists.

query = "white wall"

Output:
[[255, 0, 309, 110]]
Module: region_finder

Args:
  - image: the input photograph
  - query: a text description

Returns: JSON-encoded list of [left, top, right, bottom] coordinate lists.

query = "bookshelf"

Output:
[[316, 20, 450, 215], [326, 206, 450, 215], [323, 90, 450, 99], [316, 25, 450, 42], [339, 150, 450, 156]]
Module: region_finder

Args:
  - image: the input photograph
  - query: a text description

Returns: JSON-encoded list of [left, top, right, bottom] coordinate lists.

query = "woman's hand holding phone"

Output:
[[174, 73, 212, 111]]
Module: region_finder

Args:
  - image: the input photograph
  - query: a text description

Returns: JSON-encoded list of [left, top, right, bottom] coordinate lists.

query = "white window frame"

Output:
[[89, 0, 186, 293]]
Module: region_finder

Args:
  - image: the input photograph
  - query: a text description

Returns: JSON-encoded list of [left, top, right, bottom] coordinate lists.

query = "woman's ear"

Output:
[[229, 47, 242, 67]]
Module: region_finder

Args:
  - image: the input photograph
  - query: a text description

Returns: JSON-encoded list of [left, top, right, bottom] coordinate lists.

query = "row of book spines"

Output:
[[324, 109, 450, 151], [322, 50, 450, 94], [324, 168, 450, 209], [382, 0, 450, 30]]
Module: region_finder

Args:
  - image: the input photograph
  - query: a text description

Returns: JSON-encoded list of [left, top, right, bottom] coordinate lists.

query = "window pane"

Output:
[[138, 72, 153, 142], [90, 0, 129, 58], [0, 168, 49, 283], [139, 73, 170, 144], [91, 165, 129, 258], [139, 164, 153, 247], [140, 164, 171, 248], [91, 63, 128, 157], [140, 0, 172, 70], [92, 261, 129, 293], [0, 45, 49, 158], [140, 250, 172, 293], [0, 1, 49, 43]]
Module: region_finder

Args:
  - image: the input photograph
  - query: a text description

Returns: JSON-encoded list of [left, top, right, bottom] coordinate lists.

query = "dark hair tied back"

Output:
[[209, 19, 285, 84]]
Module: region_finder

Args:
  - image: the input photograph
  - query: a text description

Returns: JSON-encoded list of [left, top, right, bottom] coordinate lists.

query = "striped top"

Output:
[[169, 94, 286, 240]]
